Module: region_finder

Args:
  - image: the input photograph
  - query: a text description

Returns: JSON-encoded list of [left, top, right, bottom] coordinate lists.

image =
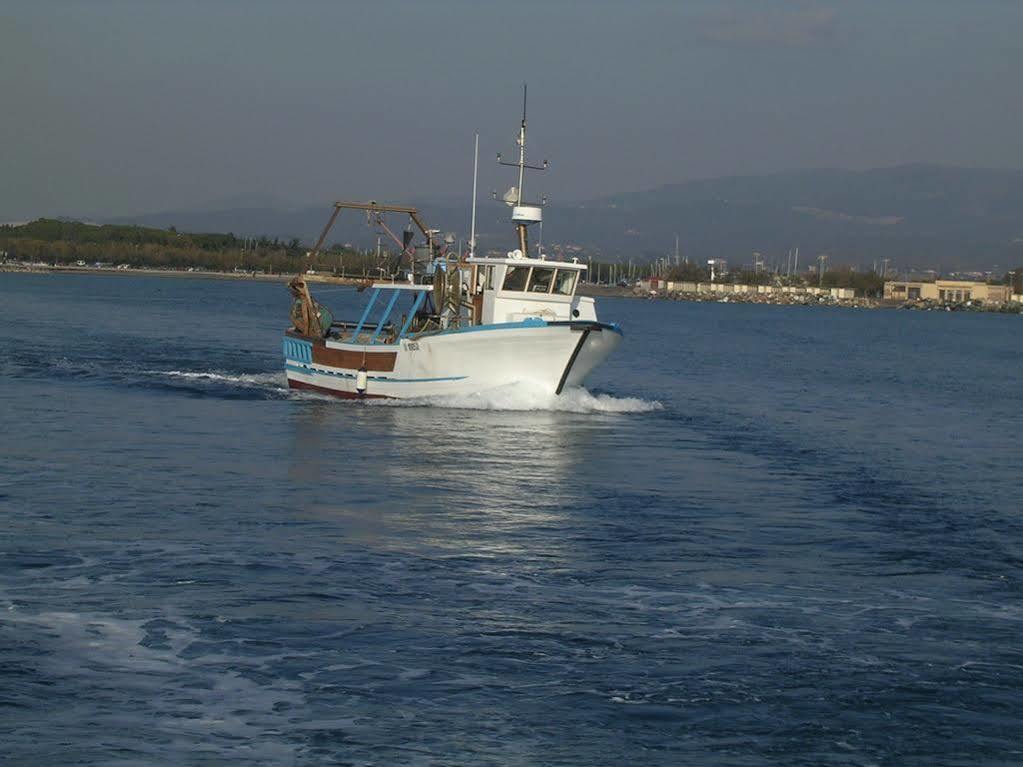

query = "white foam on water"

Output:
[[2, 604, 304, 761], [145, 369, 288, 390], [144, 369, 661, 412], [372, 381, 662, 414]]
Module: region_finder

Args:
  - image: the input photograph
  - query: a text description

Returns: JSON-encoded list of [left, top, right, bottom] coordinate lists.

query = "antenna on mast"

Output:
[[516, 83, 527, 207], [469, 133, 479, 258], [496, 84, 548, 255]]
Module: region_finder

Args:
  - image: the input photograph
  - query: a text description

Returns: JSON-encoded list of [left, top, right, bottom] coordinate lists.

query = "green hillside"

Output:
[[0, 218, 373, 274]]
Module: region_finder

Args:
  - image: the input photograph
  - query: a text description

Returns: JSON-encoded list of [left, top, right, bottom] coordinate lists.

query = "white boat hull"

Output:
[[283, 320, 622, 400]]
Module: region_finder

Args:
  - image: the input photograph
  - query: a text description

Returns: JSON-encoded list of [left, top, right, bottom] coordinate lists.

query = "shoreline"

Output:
[[0, 262, 364, 285], [0, 263, 642, 299], [4, 263, 1019, 313]]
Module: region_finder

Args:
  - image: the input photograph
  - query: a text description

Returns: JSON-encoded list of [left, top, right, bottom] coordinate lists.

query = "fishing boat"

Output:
[[283, 93, 622, 400]]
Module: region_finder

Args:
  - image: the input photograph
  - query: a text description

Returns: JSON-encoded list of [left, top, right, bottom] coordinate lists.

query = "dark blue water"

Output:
[[2, 273, 1021, 765]]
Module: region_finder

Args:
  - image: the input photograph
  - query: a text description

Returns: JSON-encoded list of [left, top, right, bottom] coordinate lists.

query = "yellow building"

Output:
[[884, 280, 1012, 303]]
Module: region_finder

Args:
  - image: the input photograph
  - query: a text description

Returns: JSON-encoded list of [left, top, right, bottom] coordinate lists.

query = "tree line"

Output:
[[0, 219, 394, 276], [5, 219, 1018, 293], [644, 261, 887, 295]]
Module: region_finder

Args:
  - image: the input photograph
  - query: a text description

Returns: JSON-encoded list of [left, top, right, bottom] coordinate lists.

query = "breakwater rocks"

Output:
[[899, 298, 1022, 314], [639, 286, 879, 309], [637, 282, 1023, 312]]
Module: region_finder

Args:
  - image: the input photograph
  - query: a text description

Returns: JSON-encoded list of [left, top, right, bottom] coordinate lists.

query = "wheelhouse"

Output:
[[467, 253, 594, 326]]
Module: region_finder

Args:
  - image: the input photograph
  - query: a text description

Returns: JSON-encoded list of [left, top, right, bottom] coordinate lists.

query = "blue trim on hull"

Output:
[[284, 363, 466, 384], [432, 318, 623, 338], [285, 316, 621, 369], [434, 317, 548, 336]]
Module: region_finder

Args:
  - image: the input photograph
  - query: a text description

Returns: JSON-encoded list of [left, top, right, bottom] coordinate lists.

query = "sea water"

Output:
[[1, 273, 1021, 765]]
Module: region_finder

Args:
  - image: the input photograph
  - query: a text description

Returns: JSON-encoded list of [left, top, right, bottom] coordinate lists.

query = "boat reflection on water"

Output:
[[284, 391, 626, 560]]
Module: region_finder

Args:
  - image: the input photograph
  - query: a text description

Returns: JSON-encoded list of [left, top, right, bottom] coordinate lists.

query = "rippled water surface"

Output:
[[1, 273, 1021, 765]]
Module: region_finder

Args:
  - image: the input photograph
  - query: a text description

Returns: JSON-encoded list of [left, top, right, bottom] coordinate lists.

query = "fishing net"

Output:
[[288, 278, 333, 337]]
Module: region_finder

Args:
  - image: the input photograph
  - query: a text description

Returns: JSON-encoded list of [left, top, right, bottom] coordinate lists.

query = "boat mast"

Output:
[[517, 85, 527, 207], [498, 84, 547, 256], [470, 133, 479, 258], [514, 86, 528, 253]]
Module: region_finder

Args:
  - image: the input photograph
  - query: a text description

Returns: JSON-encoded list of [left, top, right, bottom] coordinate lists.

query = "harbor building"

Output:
[[884, 280, 1012, 303]]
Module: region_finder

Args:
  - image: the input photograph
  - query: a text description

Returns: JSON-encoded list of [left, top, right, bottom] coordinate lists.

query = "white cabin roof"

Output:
[[466, 255, 587, 271]]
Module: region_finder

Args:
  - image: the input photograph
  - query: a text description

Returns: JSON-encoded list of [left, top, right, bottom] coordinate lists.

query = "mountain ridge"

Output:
[[95, 164, 1023, 271]]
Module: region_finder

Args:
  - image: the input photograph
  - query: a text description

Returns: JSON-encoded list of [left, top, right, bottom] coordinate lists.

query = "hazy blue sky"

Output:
[[3, 0, 1022, 219]]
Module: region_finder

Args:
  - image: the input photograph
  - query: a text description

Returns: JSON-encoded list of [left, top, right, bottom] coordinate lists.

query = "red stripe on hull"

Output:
[[287, 378, 390, 400]]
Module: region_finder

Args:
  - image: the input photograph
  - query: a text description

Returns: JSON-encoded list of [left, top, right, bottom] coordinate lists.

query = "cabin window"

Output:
[[503, 266, 530, 291], [553, 269, 577, 295], [529, 268, 555, 293], [483, 266, 496, 291]]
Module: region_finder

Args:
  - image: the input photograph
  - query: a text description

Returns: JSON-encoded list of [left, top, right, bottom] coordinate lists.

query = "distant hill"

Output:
[[108, 164, 1023, 272], [0, 217, 360, 274], [106, 201, 527, 258], [579, 164, 1023, 271]]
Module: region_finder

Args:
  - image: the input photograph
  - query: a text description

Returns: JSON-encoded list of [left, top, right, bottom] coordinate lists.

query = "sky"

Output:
[[2, 0, 1022, 220]]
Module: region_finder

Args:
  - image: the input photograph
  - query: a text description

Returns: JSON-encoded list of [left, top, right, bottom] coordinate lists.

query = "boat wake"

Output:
[[140, 369, 291, 398], [372, 382, 662, 414], [28, 358, 654, 413], [150, 369, 287, 389]]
